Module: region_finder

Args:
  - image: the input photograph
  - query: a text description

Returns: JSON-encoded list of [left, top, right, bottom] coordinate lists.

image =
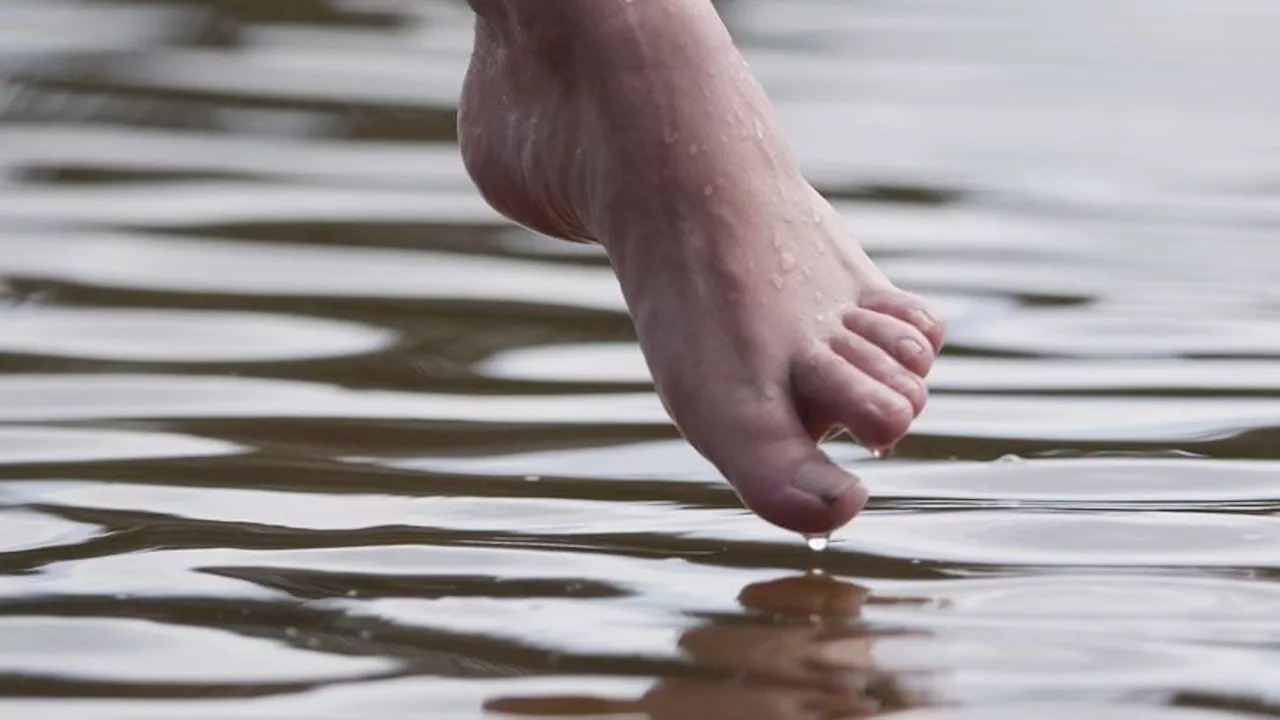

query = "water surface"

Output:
[[0, 0, 1278, 717]]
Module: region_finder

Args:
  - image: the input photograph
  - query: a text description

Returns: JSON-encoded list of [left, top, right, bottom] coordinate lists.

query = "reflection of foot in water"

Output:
[[483, 573, 928, 719], [459, 0, 945, 535]]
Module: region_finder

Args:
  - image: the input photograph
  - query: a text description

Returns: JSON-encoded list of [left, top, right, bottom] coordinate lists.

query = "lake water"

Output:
[[1, 0, 1278, 717]]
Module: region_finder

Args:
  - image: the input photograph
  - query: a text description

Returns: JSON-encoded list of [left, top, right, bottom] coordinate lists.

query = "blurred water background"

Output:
[[0, 0, 1279, 717]]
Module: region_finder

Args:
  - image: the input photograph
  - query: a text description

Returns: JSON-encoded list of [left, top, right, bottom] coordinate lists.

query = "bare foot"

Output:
[[459, 0, 944, 535]]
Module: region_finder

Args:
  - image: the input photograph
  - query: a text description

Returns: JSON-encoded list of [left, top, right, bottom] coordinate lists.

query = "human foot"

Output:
[[459, 0, 944, 535]]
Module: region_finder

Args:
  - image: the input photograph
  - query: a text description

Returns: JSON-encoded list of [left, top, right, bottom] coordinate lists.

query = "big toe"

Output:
[[711, 408, 869, 535]]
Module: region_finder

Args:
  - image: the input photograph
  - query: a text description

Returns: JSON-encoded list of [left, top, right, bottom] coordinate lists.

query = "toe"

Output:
[[795, 349, 916, 452], [857, 290, 947, 355], [841, 306, 937, 378], [829, 333, 927, 415], [714, 400, 870, 535]]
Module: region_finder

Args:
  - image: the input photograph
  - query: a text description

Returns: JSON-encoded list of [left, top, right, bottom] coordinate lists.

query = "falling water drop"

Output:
[[805, 534, 830, 552]]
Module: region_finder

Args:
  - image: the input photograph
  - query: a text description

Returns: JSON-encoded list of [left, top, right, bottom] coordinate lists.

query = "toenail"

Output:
[[912, 373, 929, 393], [907, 308, 937, 333], [793, 465, 858, 503], [873, 393, 912, 421], [897, 337, 927, 358]]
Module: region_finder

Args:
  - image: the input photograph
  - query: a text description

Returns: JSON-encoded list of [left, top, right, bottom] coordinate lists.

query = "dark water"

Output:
[[1, 0, 1278, 717]]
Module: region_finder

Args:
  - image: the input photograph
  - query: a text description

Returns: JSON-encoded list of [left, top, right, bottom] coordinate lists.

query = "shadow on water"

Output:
[[1, 0, 1279, 717]]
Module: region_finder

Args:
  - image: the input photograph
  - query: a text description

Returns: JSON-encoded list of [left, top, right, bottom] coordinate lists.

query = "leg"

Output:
[[459, 0, 944, 535]]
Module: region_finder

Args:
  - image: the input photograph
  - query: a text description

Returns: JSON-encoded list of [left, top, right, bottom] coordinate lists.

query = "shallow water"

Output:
[[0, 0, 1278, 717]]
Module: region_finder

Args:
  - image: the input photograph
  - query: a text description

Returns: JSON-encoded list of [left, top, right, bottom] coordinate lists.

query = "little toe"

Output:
[[829, 333, 927, 415], [857, 290, 947, 354], [841, 307, 937, 378], [795, 349, 916, 451]]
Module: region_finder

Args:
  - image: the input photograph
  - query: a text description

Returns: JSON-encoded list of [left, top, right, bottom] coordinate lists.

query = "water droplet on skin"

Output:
[[995, 454, 1024, 464], [754, 119, 765, 139], [780, 252, 797, 272], [663, 129, 678, 144], [770, 273, 785, 290], [704, 184, 716, 197], [805, 534, 830, 552], [871, 446, 894, 459]]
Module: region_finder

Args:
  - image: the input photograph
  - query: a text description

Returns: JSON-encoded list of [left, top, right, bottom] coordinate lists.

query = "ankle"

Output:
[[461, 0, 807, 250], [468, 0, 656, 62]]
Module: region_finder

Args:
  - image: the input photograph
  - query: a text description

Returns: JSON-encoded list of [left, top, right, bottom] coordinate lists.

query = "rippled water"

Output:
[[1, 0, 1278, 717]]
